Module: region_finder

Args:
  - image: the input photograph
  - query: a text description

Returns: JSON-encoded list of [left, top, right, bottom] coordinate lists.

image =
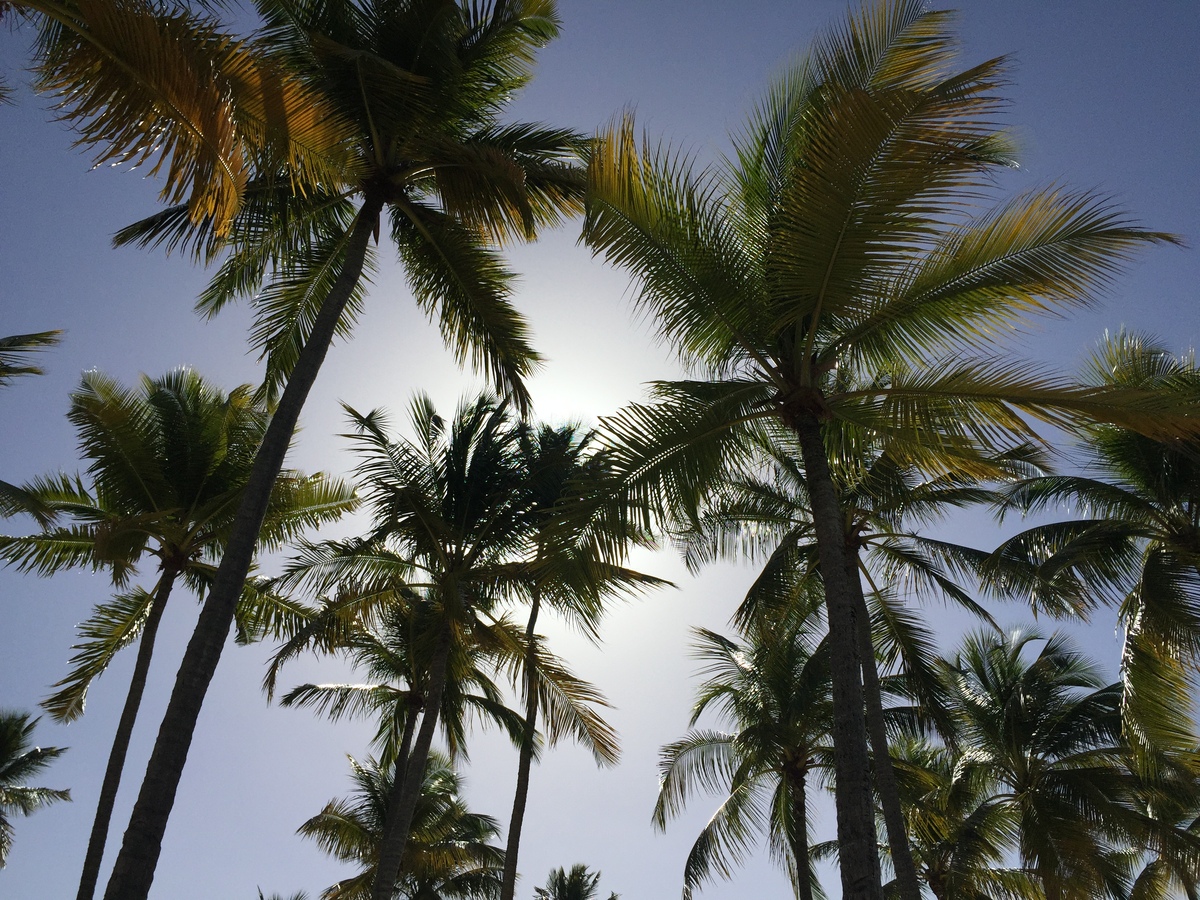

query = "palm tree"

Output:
[[654, 604, 833, 900], [938, 629, 1136, 900], [533, 865, 617, 900], [104, 4, 584, 892], [271, 551, 620, 900], [890, 737, 1041, 900], [677, 428, 1031, 899], [988, 332, 1200, 769], [0, 368, 355, 900], [0, 710, 70, 868], [499, 424, 663, 900], [298, 750, 504, 900], [581, 2, 1180, 894], [291, 394, 532, 900], [270, 592, 523, 770]]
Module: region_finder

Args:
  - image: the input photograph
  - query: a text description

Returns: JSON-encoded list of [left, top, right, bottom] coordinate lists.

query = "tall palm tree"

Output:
[[293, 394, 532, 900], [988, 332, 1200, 769], [676, 427, 1036, 899], [0, 368, 355, 900], [104, 5, 584, 893], [0, 710, 70, 868], [581, 3, 1180, 894], [298, 750, 504, 900], [654, 604, 833, 900], [499, 424, 663, 900]]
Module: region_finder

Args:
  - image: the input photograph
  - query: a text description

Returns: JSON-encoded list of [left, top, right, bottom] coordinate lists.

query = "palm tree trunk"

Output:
[[372, 694, 419, 891], [372, 621, 454, 900], [102, 193, 387, 900], [389, 702, 419, 794], [784, 764, 815, 900], [500, 586, 543, 900], [846, 558, 921, 900], [76, 571, 176, 900], [791, 411, 882, 900]]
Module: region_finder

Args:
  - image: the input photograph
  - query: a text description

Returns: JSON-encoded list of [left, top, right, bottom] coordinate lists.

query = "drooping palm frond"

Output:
[[0, 330, 61, 386]]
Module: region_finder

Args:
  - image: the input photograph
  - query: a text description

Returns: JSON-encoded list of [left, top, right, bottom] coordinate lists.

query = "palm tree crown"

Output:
[[298, 750, 504, 900], [582, 3, 1180, 894], [654, 602, 833, 900], [0, 368, 354, 900]]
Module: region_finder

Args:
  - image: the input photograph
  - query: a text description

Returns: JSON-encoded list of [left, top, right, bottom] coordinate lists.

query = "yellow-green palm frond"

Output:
[[842, 189, 1181, 373], [585, 115, 772, 377], [1119, 630, 1198, 772], [813, 0, 956, 92], [27, 0, 350, 234]]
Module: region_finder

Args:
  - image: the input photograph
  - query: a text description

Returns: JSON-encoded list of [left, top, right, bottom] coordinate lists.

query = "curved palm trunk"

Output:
[[845, 557, 921, 900], [372, 621, 454, 900], [784, 764, 815, 900], [76, 571, 177, 900], [500, 587, 543, 900], [102, 193, 386, 900], [791, 412, 882, 900]]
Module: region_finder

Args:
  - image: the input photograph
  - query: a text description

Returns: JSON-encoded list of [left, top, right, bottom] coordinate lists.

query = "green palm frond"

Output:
[[0, 330, 61, 386], [250, 223, 379, 402], [0, 523, 124, 580], [525, 644, 618, 765], [654, 731, 739, 826], [233, 578, 318, 644], [390, 201, 539, 415], [42, 586, 156, 722]]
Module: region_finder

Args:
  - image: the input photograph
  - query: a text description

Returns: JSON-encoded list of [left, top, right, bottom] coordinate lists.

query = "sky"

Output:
[[1, 1, 1199, 898]]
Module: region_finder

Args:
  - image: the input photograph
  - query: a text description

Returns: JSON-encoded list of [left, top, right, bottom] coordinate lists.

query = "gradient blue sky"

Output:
[[2, 2, 1198, 898]]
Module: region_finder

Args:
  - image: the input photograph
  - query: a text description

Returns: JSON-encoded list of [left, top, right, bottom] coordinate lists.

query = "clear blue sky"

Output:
[[1, 2, 1198, 897]]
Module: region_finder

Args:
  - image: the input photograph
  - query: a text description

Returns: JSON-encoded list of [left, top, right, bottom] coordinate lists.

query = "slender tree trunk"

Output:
[[371, 621, 454, 900], [76, 571, 176, 900], [845, 556, 921, 900], [372, 695, 420, 890], [791, 412, 882, 900], [500, 586, 543, 900], [102, 194, 386, 900], [389, 702, 419, 795], [785, 764, 815, 900]]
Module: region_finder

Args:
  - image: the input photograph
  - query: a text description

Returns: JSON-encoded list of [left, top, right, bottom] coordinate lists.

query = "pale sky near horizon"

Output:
[[2, 2, 1199, 898]]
